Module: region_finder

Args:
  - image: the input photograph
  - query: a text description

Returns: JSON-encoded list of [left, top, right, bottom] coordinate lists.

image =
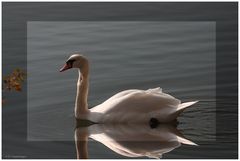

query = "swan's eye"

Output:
[[66, 59, 76, 67]]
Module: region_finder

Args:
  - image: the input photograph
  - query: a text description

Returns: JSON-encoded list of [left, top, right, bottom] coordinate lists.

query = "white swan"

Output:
[[60, 53, 198, 123], [75, 124, 197, 159]]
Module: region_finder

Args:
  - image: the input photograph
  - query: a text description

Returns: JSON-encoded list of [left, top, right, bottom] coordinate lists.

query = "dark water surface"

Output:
[[2, 2, 237, 159], [27, 21, 216, 142]]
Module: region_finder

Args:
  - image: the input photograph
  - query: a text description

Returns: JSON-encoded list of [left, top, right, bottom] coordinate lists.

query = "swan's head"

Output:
[[60, 54, 88, 72]]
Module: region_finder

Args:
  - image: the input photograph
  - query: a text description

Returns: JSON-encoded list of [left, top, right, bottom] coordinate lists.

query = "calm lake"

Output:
[[2, 3, 237, 159], [27, 21, 216, 157]]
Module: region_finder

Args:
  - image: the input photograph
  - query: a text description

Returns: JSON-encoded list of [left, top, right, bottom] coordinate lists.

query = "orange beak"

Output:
[[59, 63, 72, 72]]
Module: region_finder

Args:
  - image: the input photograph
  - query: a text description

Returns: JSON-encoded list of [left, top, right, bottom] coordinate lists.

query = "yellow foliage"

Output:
[[3, 68, 26, 92]]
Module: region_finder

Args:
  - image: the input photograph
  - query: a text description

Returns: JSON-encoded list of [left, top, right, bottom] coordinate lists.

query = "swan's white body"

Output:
[[60, 54, 198, 123], [89, 88, 197, 123]]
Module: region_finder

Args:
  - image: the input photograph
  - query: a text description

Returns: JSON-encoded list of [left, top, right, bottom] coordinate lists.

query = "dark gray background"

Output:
[[2, 2, 238, 159]]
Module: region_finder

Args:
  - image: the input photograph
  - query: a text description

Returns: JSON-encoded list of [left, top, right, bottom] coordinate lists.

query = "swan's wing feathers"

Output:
[[146, 87, 162, 93], [102, 89, 142, 104], [104, 87, 163, 104], [147, 87, 180, 105], [103, 88, 181, 114], [90, 87, 183, 123]]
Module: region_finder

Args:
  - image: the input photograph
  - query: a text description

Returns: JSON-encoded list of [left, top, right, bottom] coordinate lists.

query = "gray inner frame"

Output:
[[27, 21, 216, 141]]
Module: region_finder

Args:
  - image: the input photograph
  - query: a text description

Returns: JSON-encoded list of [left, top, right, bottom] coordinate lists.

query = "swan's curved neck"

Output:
[[75, 68, 90, 119]]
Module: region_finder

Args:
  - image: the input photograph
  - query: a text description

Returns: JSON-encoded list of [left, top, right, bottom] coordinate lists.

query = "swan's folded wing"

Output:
[[91, 87, 181, 115], [102, 89, 143, 104]]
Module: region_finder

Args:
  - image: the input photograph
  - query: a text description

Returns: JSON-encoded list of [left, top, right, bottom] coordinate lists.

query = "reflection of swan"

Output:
[[75, 127, 89, 159], [60, 54, 198, 123], [75, 124, 197, 159]]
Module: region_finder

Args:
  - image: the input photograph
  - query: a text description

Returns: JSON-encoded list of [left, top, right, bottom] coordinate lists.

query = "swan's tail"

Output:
[[176, 136, 198, 146], [177, 101, 198, 112]]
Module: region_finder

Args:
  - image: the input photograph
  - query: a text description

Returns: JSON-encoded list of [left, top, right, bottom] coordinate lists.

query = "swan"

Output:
[[75, 124, 197, 159], [60, 53, 198, 124]]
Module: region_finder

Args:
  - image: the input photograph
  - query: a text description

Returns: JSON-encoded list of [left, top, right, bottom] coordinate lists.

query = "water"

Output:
[[27, 21, 216, 155], [27, 21, 216, 141], [2, 3, 237, 159]]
